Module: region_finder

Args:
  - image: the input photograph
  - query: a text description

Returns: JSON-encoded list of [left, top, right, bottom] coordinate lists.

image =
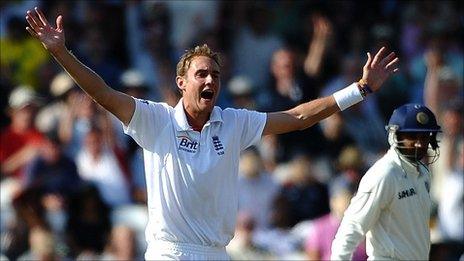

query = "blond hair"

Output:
[[176, 44, 221, 77]]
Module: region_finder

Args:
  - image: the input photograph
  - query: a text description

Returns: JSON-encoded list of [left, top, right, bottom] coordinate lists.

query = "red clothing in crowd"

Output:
[[0, 126, 44, 178]]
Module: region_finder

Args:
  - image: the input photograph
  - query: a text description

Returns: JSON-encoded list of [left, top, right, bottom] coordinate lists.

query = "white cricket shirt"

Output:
[[331, 148, 432, 260], [123, 98, 267, 249]]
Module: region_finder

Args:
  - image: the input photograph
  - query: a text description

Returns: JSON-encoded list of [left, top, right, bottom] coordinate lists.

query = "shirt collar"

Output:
[[388, 148, 421, 176], [173, 98, 223, 131]]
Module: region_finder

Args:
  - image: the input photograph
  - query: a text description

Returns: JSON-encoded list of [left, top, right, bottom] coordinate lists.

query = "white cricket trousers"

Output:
[[145, 241, 230, 260]]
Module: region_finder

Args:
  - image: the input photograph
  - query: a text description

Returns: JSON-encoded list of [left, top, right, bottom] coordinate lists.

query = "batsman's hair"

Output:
[[176, 44, 221, 77]]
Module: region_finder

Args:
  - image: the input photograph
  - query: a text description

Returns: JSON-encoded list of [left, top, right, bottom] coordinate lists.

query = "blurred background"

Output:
[[0, 0, 462, 260]]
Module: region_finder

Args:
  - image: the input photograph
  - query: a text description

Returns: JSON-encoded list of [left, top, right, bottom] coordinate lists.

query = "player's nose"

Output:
[[205, 74, 214, 85]]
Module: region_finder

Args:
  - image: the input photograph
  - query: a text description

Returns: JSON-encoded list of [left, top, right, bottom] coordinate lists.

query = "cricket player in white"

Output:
[[25, 7, 399, 260], [331, 104, 441, 260]]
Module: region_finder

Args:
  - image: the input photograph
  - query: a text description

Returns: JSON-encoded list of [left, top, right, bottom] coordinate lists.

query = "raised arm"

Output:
[[25, 7, 134, 125], [263, 47, 399, 136], [303, 14, 332, 77]]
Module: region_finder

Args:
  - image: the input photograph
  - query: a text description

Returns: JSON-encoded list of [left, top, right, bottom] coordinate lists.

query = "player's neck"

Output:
[[183, 106, 210, 132]]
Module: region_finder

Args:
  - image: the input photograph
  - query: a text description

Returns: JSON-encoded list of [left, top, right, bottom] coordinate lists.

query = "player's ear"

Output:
[[176, 76, 186, 92]]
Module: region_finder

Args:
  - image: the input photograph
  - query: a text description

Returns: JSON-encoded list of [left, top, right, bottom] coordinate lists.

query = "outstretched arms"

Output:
[[263, 47, 399, 136], [25, 7, 135, 125]]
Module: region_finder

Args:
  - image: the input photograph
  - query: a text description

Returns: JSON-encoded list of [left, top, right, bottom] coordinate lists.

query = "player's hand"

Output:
[[360, 47, 399, 91], [25, 7, 66, 54]]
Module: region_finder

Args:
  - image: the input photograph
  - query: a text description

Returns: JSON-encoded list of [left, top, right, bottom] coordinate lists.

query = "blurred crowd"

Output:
[[1, 1, 462, 260]]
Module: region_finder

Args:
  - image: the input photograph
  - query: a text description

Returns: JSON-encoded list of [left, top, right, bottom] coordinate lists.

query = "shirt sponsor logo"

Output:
[[398, 188, 416, 199], [177, 136, 198, 153], [212, 136, 224, 155]]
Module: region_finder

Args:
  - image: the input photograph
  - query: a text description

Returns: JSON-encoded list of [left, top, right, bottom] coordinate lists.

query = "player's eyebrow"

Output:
[[195, 69, 220, 76]]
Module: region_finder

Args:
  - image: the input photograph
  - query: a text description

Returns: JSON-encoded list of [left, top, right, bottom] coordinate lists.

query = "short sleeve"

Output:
[[122, 98, 170, 150], [233, 109, 267, 151]]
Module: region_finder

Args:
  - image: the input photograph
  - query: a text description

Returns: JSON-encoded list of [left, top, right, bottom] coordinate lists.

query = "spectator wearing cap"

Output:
[[227, 75, 256, 109], [0, 86, 44, 179], [120, 69, 149, 99], [330, 145, 366, 195], [35, 72, 78, 133], [120, 69, 150, 203]]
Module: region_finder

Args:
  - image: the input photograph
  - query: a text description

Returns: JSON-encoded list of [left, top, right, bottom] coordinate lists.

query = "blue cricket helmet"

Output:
[[388, 104, 441, 133]]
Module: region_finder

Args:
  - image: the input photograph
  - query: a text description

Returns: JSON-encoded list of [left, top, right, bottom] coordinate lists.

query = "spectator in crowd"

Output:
[[57, 89, 96, 159], [76, 126, 131, 208], [77, 27, 123, 89], [22, 130, 81, 241], [166, 1, 220, 56], [330, 145, 366, 194], [24, 130, 81, 197], [65, 184, 111, 259], [2, 188, 47, 261], [17, 227, 57, 261], [120, 69, 150, 204], [0, 87, 44, 179], [305, 185, 367, 261], [429, 100, 463, 203], [321, 54, 387, 163], [423, 46, 462, 119], [226, 212, 274, 260], [35, 71, 78, 133], [438, 139, 464, 241], [408, 31, 463, 105], [319, 112, 355, 164], [125, 1, 175, 99], [231, 3, 283, 93], [271, 154, 330, 228], [100, 225, 137, 261], [303, 14, 332, 78], [237, 148, 280, 230], [436, 139, 464, 261], [227, 75, 256, 110], [259, 47, 326, 161]]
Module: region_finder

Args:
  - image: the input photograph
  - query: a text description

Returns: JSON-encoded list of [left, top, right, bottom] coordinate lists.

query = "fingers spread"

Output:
[[35, 7, 49, 27], [26, 11, 40, 31], [25, 26, 38, 38], [371, 46, 386, 67], [364, 52, 372, 68], [380, 52, 396, 67], [386, 57, 400, 73]]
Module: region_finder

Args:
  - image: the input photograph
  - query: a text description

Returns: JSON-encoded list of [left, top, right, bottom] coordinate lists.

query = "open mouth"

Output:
[[200, 89, 214, 100]]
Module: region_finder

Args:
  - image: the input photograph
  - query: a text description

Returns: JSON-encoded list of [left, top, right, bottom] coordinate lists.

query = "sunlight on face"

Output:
[[179, 56, 221, 115]]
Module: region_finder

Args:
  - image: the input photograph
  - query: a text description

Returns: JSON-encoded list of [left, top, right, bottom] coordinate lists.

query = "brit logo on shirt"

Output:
[[177, 136, 198, 153], [212, 136, 224, 155]]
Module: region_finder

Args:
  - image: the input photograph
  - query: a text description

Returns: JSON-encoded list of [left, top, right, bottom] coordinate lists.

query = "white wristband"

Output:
[[333, 83, 364, 111]]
